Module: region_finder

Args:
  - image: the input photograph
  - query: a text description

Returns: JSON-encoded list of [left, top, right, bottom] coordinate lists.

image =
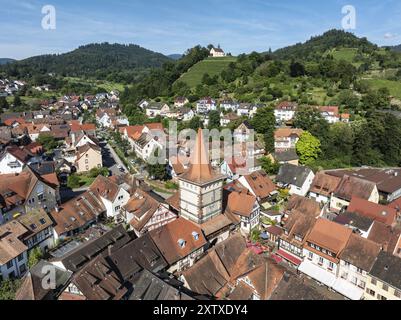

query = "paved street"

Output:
[[101, 142, 128, 176]]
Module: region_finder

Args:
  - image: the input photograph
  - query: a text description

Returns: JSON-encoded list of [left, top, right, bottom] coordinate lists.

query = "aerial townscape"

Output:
[[1, 3, 401, 303]]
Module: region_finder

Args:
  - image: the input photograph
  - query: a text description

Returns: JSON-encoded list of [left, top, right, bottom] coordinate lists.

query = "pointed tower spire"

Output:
[[181, 128, 214, 183]]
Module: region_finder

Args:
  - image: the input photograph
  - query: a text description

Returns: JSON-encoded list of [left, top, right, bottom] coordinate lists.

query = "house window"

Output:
[[377, 294, 387, 301], [358, 281, 366, 289], [19, 264, 26, 274], [318, 257, 324, 266], [382, 284, 389, 292], [85, 159, 89, 164], [308, 252, 313, 260], [17, 253, 24, 262], [356, 267, 363, 274], [115, 206, 121, 212], [394, 290, 401, 298], [6, 261, 13, 269], [366, 289, 375, 296], [328, 262, 334, 271], [351, 277, 358, 285], [371, 278, 377, 285], [341, 272, 348, 280]]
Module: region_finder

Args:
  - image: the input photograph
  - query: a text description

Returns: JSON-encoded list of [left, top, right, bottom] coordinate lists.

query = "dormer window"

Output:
[[192, 231, 199, 241], [178, 239, 186, 248]]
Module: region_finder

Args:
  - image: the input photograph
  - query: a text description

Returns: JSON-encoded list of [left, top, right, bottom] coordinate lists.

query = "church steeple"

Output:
[[178, 129, 225, 224]]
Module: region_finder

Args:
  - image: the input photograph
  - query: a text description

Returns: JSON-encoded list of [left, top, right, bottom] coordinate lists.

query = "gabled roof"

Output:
[[226, 191, 257, 217], [285, 195, 321, 217], [73, 255, 128, 300], [339, 234, 381, 271], [242, 170, 276, 200], [276, 163, 313, 188], [150, 217, 207, 265], [369, 251, 401, 289], [16, 260, 72, 300], [0, 220, 28, 265], [334, 175, 376, 202], [347, 197, 397, 226], [306, 219, 352, 255], [309, 172, 342, 197], [274, 128, 303, 139]]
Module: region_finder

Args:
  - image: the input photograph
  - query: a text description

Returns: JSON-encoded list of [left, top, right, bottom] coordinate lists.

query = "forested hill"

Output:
[[0, 43, 171, 82], [274, 29, 378, 61], [0, 58, 15, 65]]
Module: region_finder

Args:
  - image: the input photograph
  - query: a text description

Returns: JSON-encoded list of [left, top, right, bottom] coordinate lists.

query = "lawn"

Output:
[[362, 79, 401, 99], [65, 77, 128, 92], [177, 56, 237, 87]]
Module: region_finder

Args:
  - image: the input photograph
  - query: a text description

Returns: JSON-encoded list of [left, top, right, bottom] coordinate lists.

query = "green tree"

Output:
[[88, 167, 110, 178], [67, 174, 81, 189], [147, 148, 168, 181], [296, 131, 321, 165], [0, 279, 21, 300], [259, 157, 280, 175], [37, 133, 59, 152], [13, 95, 22, 107], [188, 116, 204, 131], [28, 247, 43, 268], [251, 106, 275, 153], [208, 110, 220, 130], [0, 97, 9, 109]]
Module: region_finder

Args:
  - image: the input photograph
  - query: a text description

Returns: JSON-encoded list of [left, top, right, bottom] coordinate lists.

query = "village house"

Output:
[[174, 97, 189, 108], [196, 97, 217, 114], [0, 168, 60, 224], [178, 107, 195, 121], [298, 219, 353, 291], [364, 251, 401, 300], [220, 100, 240, 112], [334, 211, 375, 238], [75, 143, 102, 173], [15, 260, 72, 300], [145, 102, 170, 118], [274, 128, 303, 151], [346, 197, 397, 227], [0, 146, 33, 174], [319, 106, 340, 124], [277, 196, 322, 267], [220, 157, 262, 181], [274, 101, 298, 123], [124, 188, 177, 237], [236, 103, 252, 117], [88, 175, 131, 223], [95, 108, 117, 128], [237, 170, 276, 204], [0, 221, 29, 280], [276, 163, 315, 197], [220, 112, 240, 127], [225, 190, 260, 235], [233, 121, 254, 143], [150, 217, 207, 273], [308, 172, 342, 204], [335, 234, 381, 300], [330, 175, 379, 213], [326, 168, 401, 203], [269, 150, 299, 166]]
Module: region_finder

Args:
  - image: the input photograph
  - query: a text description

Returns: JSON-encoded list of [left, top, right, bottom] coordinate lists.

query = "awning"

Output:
[[276, 249, 302, 266], [298, 260, 337, 288], [332, 278, 363, 300]]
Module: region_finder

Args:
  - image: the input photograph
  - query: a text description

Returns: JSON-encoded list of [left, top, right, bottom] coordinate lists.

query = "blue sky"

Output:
[[1, 0, 401, 59]]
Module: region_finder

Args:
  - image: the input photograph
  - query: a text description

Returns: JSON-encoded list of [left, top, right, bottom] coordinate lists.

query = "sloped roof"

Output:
[[347, 197, 397, 226], [310, 172, 342, 197], [333, 175, 376, 202], [306, 219, 352, 254], [339, 234, 381, 271], [150, 218, 207, 265], [242, 170, 276, 199], [276, 164, 313, 188], [370, 251, 401, 289]]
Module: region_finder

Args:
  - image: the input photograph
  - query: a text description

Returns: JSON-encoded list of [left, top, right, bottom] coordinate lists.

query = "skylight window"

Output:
[[178, 239, 186, 248]]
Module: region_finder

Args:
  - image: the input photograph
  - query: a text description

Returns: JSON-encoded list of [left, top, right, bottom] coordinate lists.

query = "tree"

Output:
[[0, 279, 21, 300], [89, 167, 109, 178], [208, 110, 220, 130], [296, 131, 321, 165], [28, 247, 43, 268], [290, 61, 306, 77], [259, 157, 280, 175], [188, 116, 204, 131], [67, 174, 81, 189], [13, 95, 22, 107], [0, 97, 9, 109], [36, 133, 59, 152], [147, 148, 168, 181], [251, 106, 275, 153]]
